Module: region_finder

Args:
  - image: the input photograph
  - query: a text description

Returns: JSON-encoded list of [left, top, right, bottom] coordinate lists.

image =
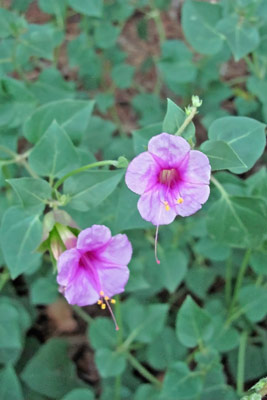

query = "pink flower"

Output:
[[125, 132, 211, 226], [57, 225, 132, 309]]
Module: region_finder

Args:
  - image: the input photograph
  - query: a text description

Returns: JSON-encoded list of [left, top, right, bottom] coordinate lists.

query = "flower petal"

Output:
[[174, 182, 210, 217], [148, 133, 190, 167], [64, 268, 99, 306], [97, 234, 132, 265], [77, 225, 111, 253], [57, 248, 80, 287], [180, 150, 211, 184], [138, 187, 176, 225], [97, 263, 130, 298], [125, 152, 159, 195]]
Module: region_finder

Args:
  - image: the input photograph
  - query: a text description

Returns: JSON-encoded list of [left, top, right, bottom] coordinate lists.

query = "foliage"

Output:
[[0, 0, 266, 400]]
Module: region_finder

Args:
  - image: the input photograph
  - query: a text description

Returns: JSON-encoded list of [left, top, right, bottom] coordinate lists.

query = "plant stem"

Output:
[[0, 269, 9, 291], [126, 352, 162, 388], [175, 106, 197, 136], [229, 249, 251, 317], [72, 305, 93, 324], [237, 331, 248, 396], [53, 160, 119, 190]]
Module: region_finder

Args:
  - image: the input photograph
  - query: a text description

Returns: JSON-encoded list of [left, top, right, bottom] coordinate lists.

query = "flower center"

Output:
[[159, 168, 179, 187]]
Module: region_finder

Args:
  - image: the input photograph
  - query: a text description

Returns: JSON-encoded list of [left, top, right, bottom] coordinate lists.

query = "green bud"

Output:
[[116, 156, 129, 168], [191, 95, 202, 108]]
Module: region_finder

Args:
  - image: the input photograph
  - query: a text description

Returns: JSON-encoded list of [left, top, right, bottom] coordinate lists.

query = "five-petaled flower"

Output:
[[125, 132, 211, 226], [57, 225, 132, 310]]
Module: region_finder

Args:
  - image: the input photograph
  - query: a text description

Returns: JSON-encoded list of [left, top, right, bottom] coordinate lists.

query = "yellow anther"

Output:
[[177, 197, 184, 204], [100, 290, 104, 296], [163, 201, 170, 211], [97, 300, 102, 305], [104, 296, 109, 301], [111, 299, 116, 304], [101, 304, 106, 310]]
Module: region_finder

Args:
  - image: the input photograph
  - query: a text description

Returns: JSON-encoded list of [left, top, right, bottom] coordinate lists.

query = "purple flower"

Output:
[[57, 225, 132, 309], [125, 133, 211, 226]]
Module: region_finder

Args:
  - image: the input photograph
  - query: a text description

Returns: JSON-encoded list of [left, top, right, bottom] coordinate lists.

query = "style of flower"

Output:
[[125, 132, 211, 226], [57, 225, 132, 328]]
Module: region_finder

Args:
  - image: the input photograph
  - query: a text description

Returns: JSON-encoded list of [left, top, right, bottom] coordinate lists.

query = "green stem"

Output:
[[53, 160, 119, 190], [225, 253, 232, 307], [229, 249, 251, 317], [0, 269, 9, 291], [126, 352, 162, 388], [0, 145, 17, 158], [21, 159, 39, 178], [175, 106, 197, 136], [72, 305, 93, 325], [237, 331, 248, 396]]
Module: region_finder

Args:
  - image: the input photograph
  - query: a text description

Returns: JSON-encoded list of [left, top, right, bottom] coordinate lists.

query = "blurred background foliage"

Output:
[[0, 0, 267, 399]]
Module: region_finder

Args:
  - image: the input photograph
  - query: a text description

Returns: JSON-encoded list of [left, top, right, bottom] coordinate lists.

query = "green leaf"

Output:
[[7, 178, 52, 215], [208, 116, 266, 174], [134, 384, 161, 400], [182, 0, 223, 55], [95, 349, 126, 378], [30, 68, 75, 104], [146, 327, 186, 370], [0, 303, 23, 364], [201, 140, 247, 171], [88, 317, 117, 350], [94, 22, 120, 49], [18, 24, 63, 62], [0, 365, 23, 400], [30, 274, 58, 305], [0, 9, 26, 38], [111, 63, 135, 89], [64, 170, 124, 212], [113, 183, 151, 233], [81, 116, 115, 153], [38, 0, 68, 19], [29, 121, 79, 179], [61, 389, 94, 400], [0, 77, 36, 128], [162, 98, 195, 142], [217, 15, 260, 61], [23, 99, 94, 143], [208, 317, 239, 352], [68, 0, 103, 17], [122, 300, 168, 344], [132, 93, 165, 127], [176, 296, 214, 348], [160, 250, 188, 293], [132, 123, 162, 155], [161, 362, 203, 399], [185, 266, 216, 300], [250, 251, 267, 275], [0, 206, 42, 279], [207, 194, 267, 248], [21, 339, 83, 398], [158, 40, 197, 85], [238, 285, 267, 322]]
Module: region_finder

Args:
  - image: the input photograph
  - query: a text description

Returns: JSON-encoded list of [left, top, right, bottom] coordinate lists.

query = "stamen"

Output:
[[154, 224, 161, 264], [111, 299, 116, 304], [177, 197, 184, 204], [104, 297, 119, 331], [100, 290, 104, 296], [163, 200, 170, 211], [97, 300, 102, 305], [101, 303, 106, 310], [104, 296, 109, 301]]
